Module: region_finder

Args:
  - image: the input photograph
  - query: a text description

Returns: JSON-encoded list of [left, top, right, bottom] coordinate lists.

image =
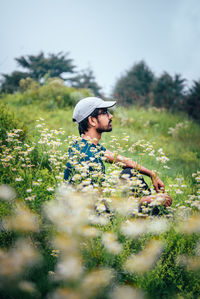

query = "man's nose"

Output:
[[109, 112, 113, 119]]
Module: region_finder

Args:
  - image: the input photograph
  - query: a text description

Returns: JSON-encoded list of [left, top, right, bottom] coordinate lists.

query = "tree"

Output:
[[15, 51, 75, 81], [153, 72, 186, 110], [173, 74, 186, 109], [186, 80, 200, 120], [0, 52, 75, 93], [71, 68, 102, 97], [0, 71, 29, 94], [113, 61, 155, 106]]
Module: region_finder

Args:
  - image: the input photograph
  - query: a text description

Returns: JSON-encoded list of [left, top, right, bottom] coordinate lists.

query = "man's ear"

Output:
[[88, 116, 97, 127]]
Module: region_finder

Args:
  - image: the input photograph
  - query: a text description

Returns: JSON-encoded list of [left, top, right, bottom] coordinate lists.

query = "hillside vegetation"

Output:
[[0, 82, 200, 298]]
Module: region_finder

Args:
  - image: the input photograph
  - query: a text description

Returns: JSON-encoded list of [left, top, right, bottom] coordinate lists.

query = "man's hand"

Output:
[[105, 150, 165, 194], [139, 193, 172, 207], [151, 171, 165, 193], [163, 194, 172, 207]]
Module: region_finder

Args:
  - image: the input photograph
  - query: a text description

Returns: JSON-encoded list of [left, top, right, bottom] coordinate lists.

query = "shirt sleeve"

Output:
[[64, 162, 72, 181], [99, 144, 106, 152]]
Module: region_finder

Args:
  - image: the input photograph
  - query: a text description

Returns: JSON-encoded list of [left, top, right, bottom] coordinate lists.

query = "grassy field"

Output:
[[0, 88, 200, 298]]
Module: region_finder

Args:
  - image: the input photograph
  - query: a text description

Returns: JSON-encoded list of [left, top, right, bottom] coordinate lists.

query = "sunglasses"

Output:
[[90, 108, 111, 118], [97, 109, 110, 116]]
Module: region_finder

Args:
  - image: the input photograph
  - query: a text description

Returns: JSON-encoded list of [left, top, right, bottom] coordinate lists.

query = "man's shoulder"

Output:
[[97, 143, 106, 152], [69, 138, 106, 156]]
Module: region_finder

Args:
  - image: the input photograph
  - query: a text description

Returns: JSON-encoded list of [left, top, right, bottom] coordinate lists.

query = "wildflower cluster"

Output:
[[168, 121, 188, 138], [36, 120, 67, 183], [127, 139, 170, 169], [169, 172, 200, 215], [115, 110, 134, 126], [0, 129, 35, 170], [0, 120, 69, 212], [156, 148, 170, 166]]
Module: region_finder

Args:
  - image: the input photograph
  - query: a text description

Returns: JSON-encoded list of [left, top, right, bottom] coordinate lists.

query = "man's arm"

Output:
[[104, 149, 165, 193]]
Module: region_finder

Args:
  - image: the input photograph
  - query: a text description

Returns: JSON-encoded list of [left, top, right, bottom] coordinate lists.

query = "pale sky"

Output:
[[0, 0, 200, 95]]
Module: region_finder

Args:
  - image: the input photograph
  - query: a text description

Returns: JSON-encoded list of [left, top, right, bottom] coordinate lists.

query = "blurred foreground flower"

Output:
[[88, 214, 109, 226], [49, 288, 81, 299], [123, 240, 164, 273], [0, 239, 41, 278], [102, 232, 122, 255], [121, 219, 147, 238], [121, 218, 169, 238], [176, 254, 200, 271], [0, 184, 16, 201], [110, 285, 144, 299], [3, 202, 40, 232], [52, 234, 79, 256], [43, 184, 95, 234], [177, 215, 200, 234], [54, 254, 83, 281], [49, 268, 114, 299], [80, 268, 114, 298], [18, 280, 38, 296], [109, 196, 138, 216], [80, 225, 100, 238]]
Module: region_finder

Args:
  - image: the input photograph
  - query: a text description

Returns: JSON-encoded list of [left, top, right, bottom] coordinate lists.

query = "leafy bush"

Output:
[[0, 104, 27, 146], [18, 78, 92, 109], [1, 78, 93, 110]]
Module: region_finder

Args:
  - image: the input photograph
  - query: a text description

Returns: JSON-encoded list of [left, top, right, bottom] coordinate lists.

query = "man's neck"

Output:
[[82, 131, 101, 145]]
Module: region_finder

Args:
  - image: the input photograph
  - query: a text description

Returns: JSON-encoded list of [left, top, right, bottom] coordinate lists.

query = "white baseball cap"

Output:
[[73, 97, 116, 123]]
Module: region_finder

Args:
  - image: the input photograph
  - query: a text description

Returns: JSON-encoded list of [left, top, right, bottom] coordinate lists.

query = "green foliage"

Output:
[[0, 52, 103, 99], [15, 51, 75, 81], [112, 61, 200, 122], [153, 72, 186, 110], [113, 60, 155, 106], [1, 78, 92, 110], [0, 104, 27, 146], [186, 80, 200, 121], [71, 68, 102, 97], [0, 71, 29, 94], [0, 52, 75, 94], [142, 231, 200, 298]]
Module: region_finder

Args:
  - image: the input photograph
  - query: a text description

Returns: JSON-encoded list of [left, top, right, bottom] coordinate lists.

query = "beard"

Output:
[[96, 120, 112, 133]]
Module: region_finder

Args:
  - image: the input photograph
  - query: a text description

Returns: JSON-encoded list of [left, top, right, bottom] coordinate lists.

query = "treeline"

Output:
[[0, 52, 102, 97], [113, 61, 200, 121], [0, 53, 199, 120]]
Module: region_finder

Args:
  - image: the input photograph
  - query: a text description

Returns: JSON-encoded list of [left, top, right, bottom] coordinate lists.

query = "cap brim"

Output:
[[97, 101, 116, 109]]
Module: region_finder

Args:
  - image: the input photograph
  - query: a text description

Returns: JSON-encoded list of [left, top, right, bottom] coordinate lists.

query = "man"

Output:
[[64, 97, 172, 209]]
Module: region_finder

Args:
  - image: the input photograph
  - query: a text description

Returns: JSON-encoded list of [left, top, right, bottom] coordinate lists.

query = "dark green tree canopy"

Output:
[[15, 52, 75, 81], [153, 72, 186, 110], [71, 68, 102, 97], [113, 61, 155, 106], [0, 71, 29, 94], [186, 80, 200, 120]]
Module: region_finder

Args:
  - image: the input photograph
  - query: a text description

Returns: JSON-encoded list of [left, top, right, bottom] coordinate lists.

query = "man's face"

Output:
[[96, 108, 113, 133]]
